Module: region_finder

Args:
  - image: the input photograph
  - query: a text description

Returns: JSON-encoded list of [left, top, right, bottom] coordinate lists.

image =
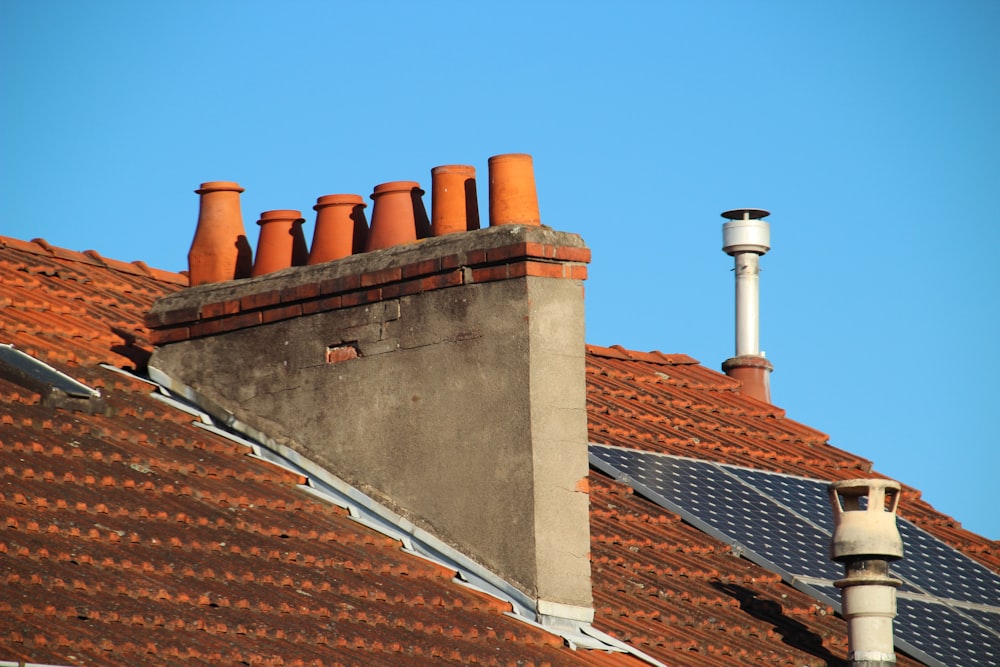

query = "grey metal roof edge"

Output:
[[98, 362, 158, 386], [1, 343, 100, 399], [143, 366, 669, 663]]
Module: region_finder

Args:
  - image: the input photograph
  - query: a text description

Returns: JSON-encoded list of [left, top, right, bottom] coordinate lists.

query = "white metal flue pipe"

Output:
[[734, 252, 761, 356], [721, 209, 771, 358]]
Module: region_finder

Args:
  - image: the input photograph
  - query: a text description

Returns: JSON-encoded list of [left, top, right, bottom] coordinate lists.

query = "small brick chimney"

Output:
[[146, 219, 594, 622]]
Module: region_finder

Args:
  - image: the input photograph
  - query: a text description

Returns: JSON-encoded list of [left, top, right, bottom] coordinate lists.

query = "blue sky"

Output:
[[2, 1, 997, 540]]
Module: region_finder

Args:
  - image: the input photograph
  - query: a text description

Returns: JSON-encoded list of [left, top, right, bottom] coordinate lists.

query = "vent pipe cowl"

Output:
[[722, 208, 770, 256], [828, 479, 904, 667]]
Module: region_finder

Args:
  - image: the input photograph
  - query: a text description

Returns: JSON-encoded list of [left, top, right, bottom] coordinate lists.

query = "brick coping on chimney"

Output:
[[146, 225, 590, 346]]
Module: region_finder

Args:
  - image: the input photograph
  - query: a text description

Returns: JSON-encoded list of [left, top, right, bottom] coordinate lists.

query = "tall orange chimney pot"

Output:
[[188, 181, 253, 286], [365, 181, 427, 251], [308, 194, 368, 264], [251, 209, 306, 277], [431, 164, 480, 236], [488, 153, 541, 227]]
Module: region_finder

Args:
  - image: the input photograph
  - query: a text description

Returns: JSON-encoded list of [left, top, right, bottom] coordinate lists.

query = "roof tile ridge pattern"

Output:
[[0, 235, 188, 286], [586, 344, 699, 367], [1, 366, 639, 666]]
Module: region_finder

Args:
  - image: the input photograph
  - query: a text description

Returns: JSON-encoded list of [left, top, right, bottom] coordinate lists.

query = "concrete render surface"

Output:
[[149, 225, 594, 615]]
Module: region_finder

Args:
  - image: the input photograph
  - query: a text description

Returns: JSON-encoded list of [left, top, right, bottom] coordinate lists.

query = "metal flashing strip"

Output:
[[99, 362, 158, 386], [589, 443, 1000, 667], [1, 343, 100, 399], [149, 387, 213, 424], [141, 365, 660, 665]]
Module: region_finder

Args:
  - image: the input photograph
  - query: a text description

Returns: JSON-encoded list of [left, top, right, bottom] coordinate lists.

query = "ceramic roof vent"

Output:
[[828, 479, 904, 667], [720, 208, 773, 403]]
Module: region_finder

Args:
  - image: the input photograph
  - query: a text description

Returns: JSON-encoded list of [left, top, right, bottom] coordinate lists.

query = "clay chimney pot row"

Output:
[[188, 152, 543, 283]]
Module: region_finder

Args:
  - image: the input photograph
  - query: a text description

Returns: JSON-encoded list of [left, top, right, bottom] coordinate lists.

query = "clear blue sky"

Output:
[[2, 1, 997, 540]]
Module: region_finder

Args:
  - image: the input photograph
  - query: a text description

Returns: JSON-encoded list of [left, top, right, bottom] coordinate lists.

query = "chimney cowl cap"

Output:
[[721, 209, 771, 256], [828, 478, 904, 561], [721, 208, 770, 220]]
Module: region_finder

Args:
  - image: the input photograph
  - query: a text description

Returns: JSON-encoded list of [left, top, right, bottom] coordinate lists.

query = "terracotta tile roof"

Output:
[[0, 236, 643, 666], [1, 235, 994, 666]]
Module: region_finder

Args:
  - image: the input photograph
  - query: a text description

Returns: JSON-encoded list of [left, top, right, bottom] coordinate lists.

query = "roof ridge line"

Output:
[[586, 343, 700, 365], [0, 234, 188, 286]]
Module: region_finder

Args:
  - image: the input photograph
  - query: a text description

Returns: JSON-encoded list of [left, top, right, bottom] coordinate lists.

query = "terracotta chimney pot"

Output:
[[251, 210, 307, 277], [366, 181, 427, 251], [308, 194, 368, 264], [188, 181, 253, 286], [431, 165, 481, 236], [488, 153, 541, 227]]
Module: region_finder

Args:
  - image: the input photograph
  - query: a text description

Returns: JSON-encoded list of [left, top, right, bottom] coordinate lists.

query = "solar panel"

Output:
[[895, 520, 1000, 607], [590, 445, 842, 581], [590, 443, 1000, 667], [895, 597, 1000, 667], [726, 459, 1000, 608]]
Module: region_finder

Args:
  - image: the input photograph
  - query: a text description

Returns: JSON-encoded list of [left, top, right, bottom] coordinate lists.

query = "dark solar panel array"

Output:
[[590, 445, 843, 580], [590, 444, 1000, 667], [895, 597, 1000, 667], [728, 465, 1000, 606]]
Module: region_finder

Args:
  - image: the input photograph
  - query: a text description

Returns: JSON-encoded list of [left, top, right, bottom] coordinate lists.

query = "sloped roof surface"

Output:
[[0, 237, 640, 667], [1, 235, 995, 666]]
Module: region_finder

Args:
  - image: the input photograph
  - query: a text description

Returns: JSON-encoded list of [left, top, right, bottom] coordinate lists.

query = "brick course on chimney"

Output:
[[146, 224, 594, 621]]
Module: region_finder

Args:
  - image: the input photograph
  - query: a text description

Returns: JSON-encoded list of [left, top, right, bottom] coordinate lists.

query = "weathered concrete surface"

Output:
[[149, 226, 593, 614]]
